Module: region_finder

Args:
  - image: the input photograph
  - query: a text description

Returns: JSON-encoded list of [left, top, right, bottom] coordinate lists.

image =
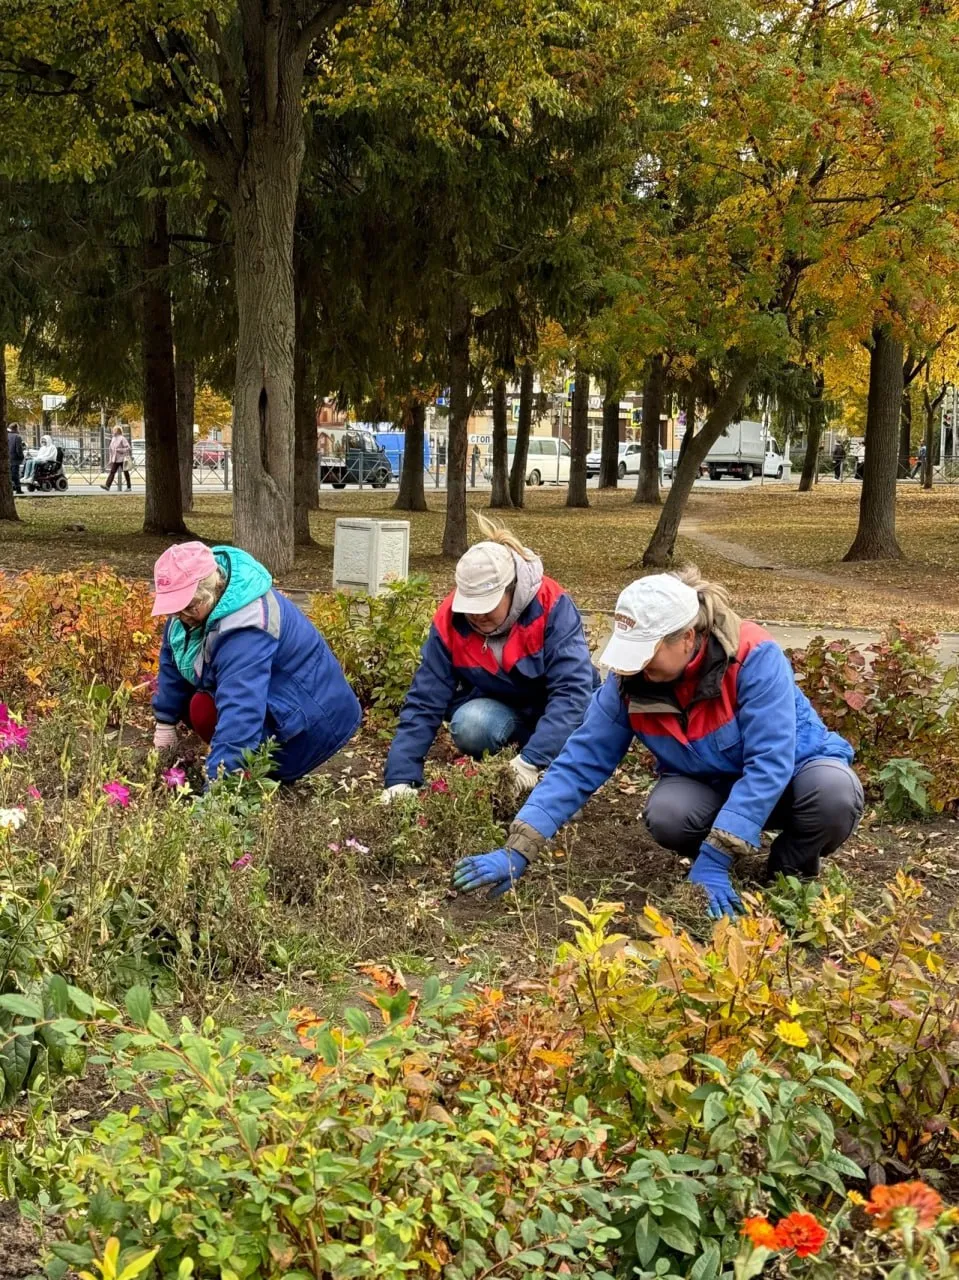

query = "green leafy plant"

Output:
[[41, 981, 625, 1280], [308, 576, 435, 726], [876, 758, 934, 820]]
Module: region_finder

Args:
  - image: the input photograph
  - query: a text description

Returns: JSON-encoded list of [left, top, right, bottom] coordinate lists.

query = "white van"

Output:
[[507, 436, 571, 485]]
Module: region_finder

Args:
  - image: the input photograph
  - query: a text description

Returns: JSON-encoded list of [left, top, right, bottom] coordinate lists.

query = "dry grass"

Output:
[[2, 481, 958, 629]]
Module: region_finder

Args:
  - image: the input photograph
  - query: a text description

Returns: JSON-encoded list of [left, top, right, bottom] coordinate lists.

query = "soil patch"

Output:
[[0, 1200, 41, 1279]]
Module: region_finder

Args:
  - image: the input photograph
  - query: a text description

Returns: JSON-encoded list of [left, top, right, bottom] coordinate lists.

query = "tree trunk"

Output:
[[599, 366, 621, 488], [643, 359, 756, 566], [843, 325, 904, 561], [635, 354, 664, 505], [676, 386, 696, 472], [798, 369, 825, 493], [566, 361, 590, 508], [442, 292, 472, 557], [395, 398, 428, 511], [921, 382, 944, 491], [489, 375, 513, 508], [230, 128, 301, 573], [923, 401, 936, 490], [0, 346, 18, 522], [898, 389, 912, 479], [141, 198, 187, 537], [509, 361, 533, 508], [175, 357, 195, 514], [293, 234, 318, 546]]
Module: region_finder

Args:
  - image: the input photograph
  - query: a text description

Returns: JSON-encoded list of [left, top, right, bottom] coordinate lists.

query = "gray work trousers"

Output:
[[644, 758, 864, 878]]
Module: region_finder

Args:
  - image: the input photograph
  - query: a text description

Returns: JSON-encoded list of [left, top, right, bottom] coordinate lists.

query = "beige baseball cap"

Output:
[[452, 542, 516, 613], [599, 575, 700, 672]]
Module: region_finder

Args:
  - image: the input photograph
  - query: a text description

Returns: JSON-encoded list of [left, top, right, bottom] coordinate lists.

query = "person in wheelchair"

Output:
[[23, 437, 69, 492]]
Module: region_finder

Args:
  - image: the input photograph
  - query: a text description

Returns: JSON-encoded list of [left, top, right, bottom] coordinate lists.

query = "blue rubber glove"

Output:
[[453, 848, 529, 900], [688, 842, 742, 919]]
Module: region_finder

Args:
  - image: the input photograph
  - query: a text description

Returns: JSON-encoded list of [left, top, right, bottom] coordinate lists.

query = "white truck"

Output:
[[702, 420, 785, 481]]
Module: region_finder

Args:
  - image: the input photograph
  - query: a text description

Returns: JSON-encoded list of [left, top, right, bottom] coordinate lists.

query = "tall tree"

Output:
[[489, 376, 513, 509], [634, 354, 664, 505], [509, 362, 534, 508], [644, 360, 756, 566], [2, 0, 366, 572], [566, 363, 590, 508], [443, 293, 473, 558], [599, 364, 621, 489], [798, 371, 826, 494], [844, 324, 905, 561], [395, 399, 428, 512], [141, 199, 187, 536], [175, 357, 196, 514]]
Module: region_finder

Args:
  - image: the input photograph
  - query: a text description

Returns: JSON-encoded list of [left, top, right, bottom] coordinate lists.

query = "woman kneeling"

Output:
[[382, 516, 597, 800], [454, 568, 862, 910], [151, 541, 361, 785]]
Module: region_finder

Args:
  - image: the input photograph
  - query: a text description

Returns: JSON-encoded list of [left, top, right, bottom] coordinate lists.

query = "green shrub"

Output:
[[43, 982, 624, 1280], [308, 577, 435, 726], [877, 757, 934, 820]]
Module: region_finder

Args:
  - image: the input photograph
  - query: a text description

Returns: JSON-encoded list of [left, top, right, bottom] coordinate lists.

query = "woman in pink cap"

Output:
[[151, 541, 361, 784]]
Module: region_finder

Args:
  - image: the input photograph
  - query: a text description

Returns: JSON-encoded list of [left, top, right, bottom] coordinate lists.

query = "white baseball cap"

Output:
[[452, 542, 516, 613], [599, 575, 700, 673]]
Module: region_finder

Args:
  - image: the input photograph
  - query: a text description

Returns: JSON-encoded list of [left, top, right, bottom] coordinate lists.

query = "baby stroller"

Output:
[[25, 447, 69, 492]]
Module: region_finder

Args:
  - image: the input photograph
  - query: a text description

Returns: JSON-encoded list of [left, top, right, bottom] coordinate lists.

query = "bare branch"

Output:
[[295, 0, 355, 66]]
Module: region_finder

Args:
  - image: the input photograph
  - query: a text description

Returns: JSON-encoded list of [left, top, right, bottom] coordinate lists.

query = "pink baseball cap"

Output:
[[151, 541, 217, 616]]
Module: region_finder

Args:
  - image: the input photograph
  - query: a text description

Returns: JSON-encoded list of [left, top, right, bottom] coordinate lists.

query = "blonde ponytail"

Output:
[[668, 565, 742, 652], [473, 512, 536, 562]]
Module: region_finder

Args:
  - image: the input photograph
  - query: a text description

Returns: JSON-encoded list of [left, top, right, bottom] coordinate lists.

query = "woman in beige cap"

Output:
[[382, 516, 596, 800]]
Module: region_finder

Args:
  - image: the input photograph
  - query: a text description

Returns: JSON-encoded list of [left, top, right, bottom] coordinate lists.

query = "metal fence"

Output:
[[25, 428, 233, 490]]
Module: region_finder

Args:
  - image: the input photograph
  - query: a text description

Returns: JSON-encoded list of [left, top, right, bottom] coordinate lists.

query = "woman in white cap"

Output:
[[382, 515, 596, 800], [454, 567, 862, 909]]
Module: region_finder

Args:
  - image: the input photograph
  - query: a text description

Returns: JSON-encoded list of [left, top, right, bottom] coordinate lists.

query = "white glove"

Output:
[[508, 755, 540, 793], [154, 722, 178, 751], [379, 783, 418, 804]]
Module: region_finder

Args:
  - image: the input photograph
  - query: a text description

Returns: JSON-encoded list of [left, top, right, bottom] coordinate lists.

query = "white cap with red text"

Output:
[[599, 575, 700, 673]]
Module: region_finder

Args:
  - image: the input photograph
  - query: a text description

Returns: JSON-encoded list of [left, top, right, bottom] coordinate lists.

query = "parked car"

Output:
[[506, 436, 571, 485], [585, 442, 666, 481], [194, 442, 228, 468]]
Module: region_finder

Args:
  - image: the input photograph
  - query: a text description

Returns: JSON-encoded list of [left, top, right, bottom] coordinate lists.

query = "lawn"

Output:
[[3, 482, 959, 630]]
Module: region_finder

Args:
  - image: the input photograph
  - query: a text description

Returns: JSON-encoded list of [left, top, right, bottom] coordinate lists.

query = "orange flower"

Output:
[[774, 1212, 829, 1257], [866, 1182, 943, 1231], [742, 1217, 780, 1250]]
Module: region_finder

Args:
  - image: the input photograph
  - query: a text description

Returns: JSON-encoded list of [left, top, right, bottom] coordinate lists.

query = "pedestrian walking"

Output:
[[832, 439, 846, 480], [7, 422, 24, 495], [911, 442, 927, 479], [102, 425, 132, 491]]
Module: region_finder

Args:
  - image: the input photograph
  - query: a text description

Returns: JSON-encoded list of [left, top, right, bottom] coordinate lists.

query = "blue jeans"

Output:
[[449, 698, 530, 760]]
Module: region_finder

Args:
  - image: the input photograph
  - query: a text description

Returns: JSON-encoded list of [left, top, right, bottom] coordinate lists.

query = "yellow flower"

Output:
[[775, 1020, 809, 1048], [132, 631, 149, 646], [847, 1191, 867, 1207], [787, 997, 805, 1017]]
